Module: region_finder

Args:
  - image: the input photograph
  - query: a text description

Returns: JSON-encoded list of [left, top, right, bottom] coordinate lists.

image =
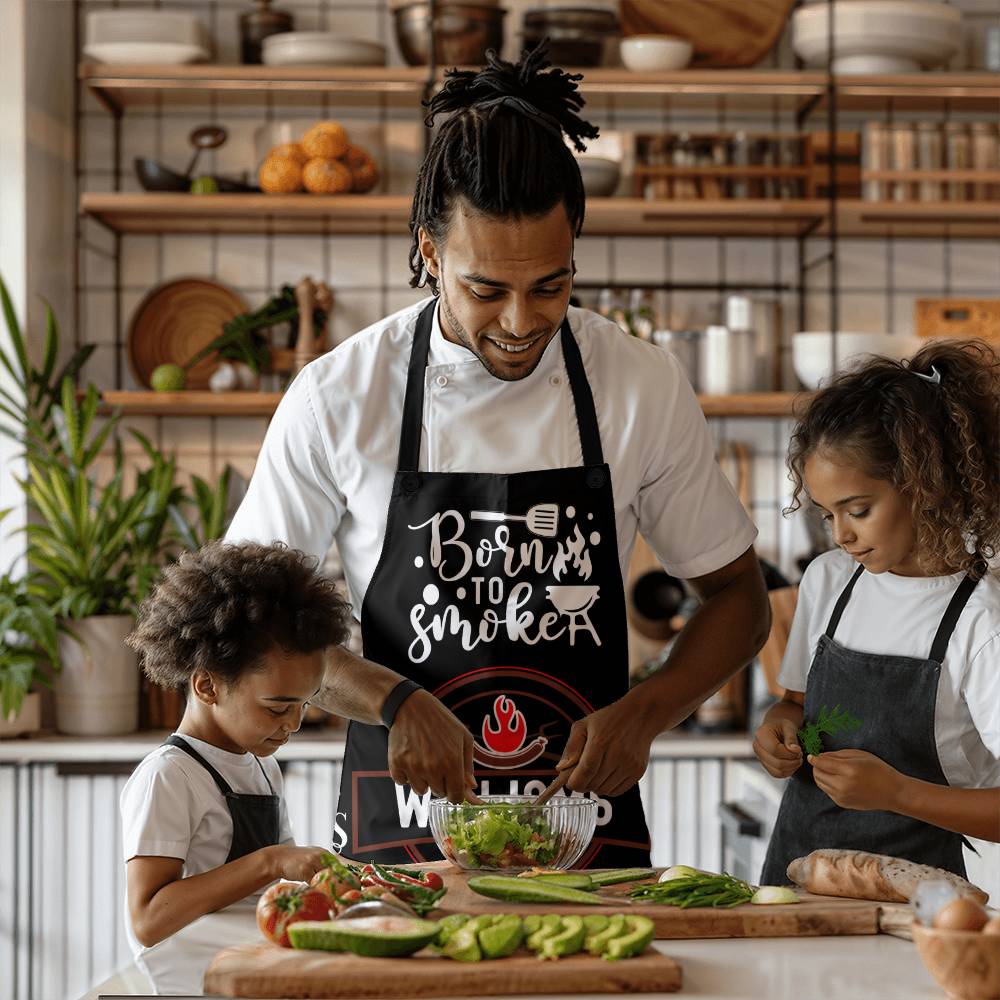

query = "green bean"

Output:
[[628, 871, 755, 909]]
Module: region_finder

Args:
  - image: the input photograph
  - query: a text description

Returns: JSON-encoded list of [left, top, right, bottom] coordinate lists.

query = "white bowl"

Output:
[[84, 10, 211, 63], [792, 332, 924, 389], [792, 1, 961, 73], [620, 35, 693, 72], [578, 157, 621, 197], [262, 32, 387, 67]]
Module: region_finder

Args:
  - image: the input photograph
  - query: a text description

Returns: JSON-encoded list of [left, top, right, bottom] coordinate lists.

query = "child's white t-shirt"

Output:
[[779, 548, 1000, 789], [120, 733, 296, 995]]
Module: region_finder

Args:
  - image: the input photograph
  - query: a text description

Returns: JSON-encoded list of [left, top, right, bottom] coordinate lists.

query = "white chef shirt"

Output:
[[120, 734, 295, 995], [226, 297, 757, 615], [779, 548, 1000, 789]]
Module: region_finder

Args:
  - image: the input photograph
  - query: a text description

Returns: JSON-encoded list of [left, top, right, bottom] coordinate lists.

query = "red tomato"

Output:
[[309, 867, 357, 904], [256, 883, 334, 947]]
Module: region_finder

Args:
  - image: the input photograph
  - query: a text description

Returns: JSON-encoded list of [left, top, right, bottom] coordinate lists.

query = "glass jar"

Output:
[[944, 123, 971, 202], [863, 122, 888, 201], [970, 123, 999, 201], [889, 124, 916, 202], [915, 123, 943, 202]]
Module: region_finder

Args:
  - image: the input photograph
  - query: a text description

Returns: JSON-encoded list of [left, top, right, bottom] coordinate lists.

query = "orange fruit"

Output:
[[259, 155, 303, 193], [301, 121, 349, 160], [343, 145, 380, 194], [268, 142, 308, 165], [302, 158, 353, 194]]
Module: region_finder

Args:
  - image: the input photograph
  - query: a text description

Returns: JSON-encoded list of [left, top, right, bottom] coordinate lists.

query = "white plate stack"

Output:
[[261, 32, 387, 67], [83, 11, 211, 65]]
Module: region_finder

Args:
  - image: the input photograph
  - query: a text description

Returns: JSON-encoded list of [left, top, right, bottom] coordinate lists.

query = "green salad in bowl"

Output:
[[429, 795, 597, 871]]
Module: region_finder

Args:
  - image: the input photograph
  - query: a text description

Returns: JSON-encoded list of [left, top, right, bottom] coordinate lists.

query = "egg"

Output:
[[983, 916, 1000, 936], [911, 879, 960, 927], [932, 896, 990, 932]]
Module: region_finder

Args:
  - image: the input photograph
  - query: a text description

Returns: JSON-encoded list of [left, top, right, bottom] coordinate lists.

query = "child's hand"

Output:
[[753, 718, 804, 778], [809, 749, 904, 811], [266, 845, 334, 883]]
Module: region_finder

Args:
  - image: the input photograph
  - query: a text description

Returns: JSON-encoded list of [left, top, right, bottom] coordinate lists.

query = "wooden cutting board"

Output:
[[436, 871, 882, 940], [204, 942, 682, 998]]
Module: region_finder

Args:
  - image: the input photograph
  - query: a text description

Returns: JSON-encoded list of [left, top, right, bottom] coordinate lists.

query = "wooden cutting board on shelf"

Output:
[[435, 870, 882, 940], [203, 942, 682, 998]]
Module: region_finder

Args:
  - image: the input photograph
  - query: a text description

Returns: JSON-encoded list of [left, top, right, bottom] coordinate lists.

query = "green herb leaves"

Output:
[[797, 704, 862, 757]]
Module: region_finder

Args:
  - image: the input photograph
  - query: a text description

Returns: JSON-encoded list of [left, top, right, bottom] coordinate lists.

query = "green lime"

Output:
[[190, 175, 219, 194], [150, 363, 186, 392]]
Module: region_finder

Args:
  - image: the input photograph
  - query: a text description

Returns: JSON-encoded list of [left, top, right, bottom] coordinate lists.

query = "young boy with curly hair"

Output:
[[120, 541, 352, 994]]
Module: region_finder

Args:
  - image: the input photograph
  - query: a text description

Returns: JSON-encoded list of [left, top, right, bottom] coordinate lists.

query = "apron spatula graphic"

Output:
[[471, 503, 560, 538]]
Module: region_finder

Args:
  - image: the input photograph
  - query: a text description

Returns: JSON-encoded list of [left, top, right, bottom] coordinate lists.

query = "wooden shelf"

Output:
[[835, 200, 1000, 238], [80, 193, 830, 237], [99, 390, 800, 419], [80, 64, 1000, 114]]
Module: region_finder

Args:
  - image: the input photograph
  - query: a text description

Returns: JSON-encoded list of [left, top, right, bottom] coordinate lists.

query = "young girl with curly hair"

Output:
[[120, 541, 352, 994], [755, 339, 1000, 884]]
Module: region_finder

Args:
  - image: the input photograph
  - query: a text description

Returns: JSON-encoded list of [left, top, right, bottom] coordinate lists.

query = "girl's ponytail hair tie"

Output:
[[913, 364, 942, 385]]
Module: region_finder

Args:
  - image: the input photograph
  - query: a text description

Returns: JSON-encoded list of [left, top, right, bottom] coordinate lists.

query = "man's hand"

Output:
[[753, 718, 804, 778], [810, 749, 905, 812], [264, 845, 333, 883], [556, 700, 656, 798], [387, 689, 481, 804]]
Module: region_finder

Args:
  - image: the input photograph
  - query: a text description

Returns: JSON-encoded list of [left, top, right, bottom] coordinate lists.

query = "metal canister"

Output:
[[945, 123, 971, 201], [651, 329, 702, 391], [889, 124, 916, 202], [700, 324, 756, 395], [730, 130, 750, 199], [863, 122, 888, 201], [916, 123, 943, 202], [970, 122, 999, 201]]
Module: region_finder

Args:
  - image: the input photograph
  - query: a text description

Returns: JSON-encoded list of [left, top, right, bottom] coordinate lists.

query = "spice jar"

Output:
[[970, 123, 999, 201], [916, 123, 943, 202], [730, 131, 750, 199], [239, 0, 294, 64], [944, 123, 971, 202], [863, 122, 889, 201], [889, 124, 917, 202]]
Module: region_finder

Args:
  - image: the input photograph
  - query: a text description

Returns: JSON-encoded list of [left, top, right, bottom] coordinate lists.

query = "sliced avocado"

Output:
[[287, 916, 438, 957], [539, 914, 586, 960], [586, 913, 627, 955], [434, 913, 469, 947], [478, 914, 524, 959], [582, 914, 610, 939], [603, 915, 655, 961], [522, 914, 543, 935], [526, 913, 563, 952], [442, 923, 482, 962]]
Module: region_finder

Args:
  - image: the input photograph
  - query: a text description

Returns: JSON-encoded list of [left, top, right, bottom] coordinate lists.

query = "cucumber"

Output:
[[287, 916, 438, 957], [468, 875, 606, 906], [588, 868, 657, 888], [527, 873, 595, 891]]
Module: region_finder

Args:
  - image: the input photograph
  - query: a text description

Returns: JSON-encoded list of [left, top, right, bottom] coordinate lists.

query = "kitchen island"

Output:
[[80, 932, 942, 999]]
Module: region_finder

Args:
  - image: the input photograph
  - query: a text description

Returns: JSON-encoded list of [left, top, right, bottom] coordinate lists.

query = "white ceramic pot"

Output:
[[55, 615, 139, 736], [0, 692, 42, 739]]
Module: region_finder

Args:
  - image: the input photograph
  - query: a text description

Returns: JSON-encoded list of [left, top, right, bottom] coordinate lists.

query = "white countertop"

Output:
[[0, 728, 753, 764], [80, 935, 941, 1000]]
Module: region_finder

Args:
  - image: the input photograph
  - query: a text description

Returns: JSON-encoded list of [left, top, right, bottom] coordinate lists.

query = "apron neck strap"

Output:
[[928, 573, 980, 663], [164, 734, 274, 796], [824, 564, 864, 640], [397, 300, 604, 472]]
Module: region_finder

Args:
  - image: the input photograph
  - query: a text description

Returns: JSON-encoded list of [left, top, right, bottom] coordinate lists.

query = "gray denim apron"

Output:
[[760, 565, 980, 884]]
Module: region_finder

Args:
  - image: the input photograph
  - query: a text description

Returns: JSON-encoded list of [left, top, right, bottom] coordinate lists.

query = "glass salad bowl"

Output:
[[429, 794, 598, 872]]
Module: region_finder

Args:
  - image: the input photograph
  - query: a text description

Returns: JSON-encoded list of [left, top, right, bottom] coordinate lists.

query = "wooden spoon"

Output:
[[531, 768, 572, 809]]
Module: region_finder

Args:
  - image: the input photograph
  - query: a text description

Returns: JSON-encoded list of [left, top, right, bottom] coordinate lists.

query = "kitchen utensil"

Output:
[[239, 0, 294, 64], [530, 767, 572, 808], [791, 331, 922, 390], [470, 503, 559, 539], [428, 795, 598, 872], [134, 157, 188, 192], [84, 10, 211, 64], [915, 298, 1000, 341], [700, 324, 756, 395], [651, 329, 701, 391], [127, 279, 249, 390], [394, 3, 505, 67], [620, 0, 793, 68], [577, 157, 621, 197], [262, 32, 387, 66], [336, 899, 415, 921], [205, 941, 682, 998], [184, 125, 228, 179], [620, 35, 693, 71], [522, 7, 619, 67], [792, 1, 962, 74], [912, 922, 1000, 1000]]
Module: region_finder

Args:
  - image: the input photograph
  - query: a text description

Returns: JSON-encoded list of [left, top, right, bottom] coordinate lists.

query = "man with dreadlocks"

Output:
[[227, 44, 769, 866]]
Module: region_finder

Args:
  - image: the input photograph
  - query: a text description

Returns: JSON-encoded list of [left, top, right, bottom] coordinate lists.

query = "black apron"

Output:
[[761, 566, 980, 884], [337, 300, 651, 867], [165, 734, 281, 862]]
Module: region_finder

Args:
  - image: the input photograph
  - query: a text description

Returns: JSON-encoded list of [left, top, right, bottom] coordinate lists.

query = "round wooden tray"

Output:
[[126, 278, 249, 390]]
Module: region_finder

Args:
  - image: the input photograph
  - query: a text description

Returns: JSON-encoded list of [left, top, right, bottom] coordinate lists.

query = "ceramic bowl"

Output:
[[262, 32, 387, 67], [620, 35, 693, 72], [84, 10, 210, 63], [792, 331, 923, 389], [792, 0, 962, 73], [429, 795, 597, 872], [912, 921, 1000, 1000], [578, 157, 621, 197]]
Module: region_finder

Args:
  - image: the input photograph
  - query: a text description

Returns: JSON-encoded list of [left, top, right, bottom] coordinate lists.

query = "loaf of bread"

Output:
[[787, 850, 989, 906]]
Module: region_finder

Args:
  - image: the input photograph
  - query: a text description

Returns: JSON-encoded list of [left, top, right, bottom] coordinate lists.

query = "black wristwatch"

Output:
[[380, 678, 422, 729]]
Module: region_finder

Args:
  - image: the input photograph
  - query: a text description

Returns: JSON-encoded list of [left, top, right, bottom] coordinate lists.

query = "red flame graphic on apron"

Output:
[[482, 695, 527, 753]]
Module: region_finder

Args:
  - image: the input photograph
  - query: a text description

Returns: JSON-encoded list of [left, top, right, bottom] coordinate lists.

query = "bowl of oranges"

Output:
[[257, 121, 380, 195]]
